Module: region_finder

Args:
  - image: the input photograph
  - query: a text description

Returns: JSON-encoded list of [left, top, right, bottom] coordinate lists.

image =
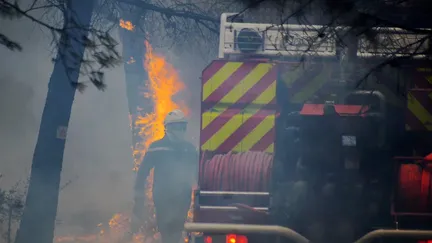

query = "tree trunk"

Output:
[[118, 11, 153, 165], [14, 1, 95, 243]]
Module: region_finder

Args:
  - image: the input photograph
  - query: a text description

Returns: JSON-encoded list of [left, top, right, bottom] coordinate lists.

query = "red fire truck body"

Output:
[[188, 12, 432, 243]]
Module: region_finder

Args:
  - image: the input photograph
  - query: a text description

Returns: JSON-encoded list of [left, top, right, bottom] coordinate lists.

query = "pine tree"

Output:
[[14, 1, 96, 242]]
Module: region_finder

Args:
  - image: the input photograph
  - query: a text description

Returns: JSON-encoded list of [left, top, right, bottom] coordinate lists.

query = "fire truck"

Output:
[[186, 12, 432, 243]]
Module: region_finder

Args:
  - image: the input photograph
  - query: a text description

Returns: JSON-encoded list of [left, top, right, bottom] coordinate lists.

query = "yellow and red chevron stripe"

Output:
[[200, 61, 277, 153], [406, 67, 432, 131], [281, 62, 333, 103]]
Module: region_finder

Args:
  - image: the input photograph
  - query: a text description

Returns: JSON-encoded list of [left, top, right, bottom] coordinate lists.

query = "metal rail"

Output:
[[219, 13, 431, 59], [184, 223, 309, 243], [198, 206, 268, 211], [199, 191, 270, 196], [185, 223, 432, 243], [354, 229, 432, 243]]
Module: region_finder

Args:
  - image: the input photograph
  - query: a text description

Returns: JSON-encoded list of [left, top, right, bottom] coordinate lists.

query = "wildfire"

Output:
[[55, 21, 194, 243], [127, 41, 192, 242], [132, 40, 188, 169], [120, 19, 135, 31]]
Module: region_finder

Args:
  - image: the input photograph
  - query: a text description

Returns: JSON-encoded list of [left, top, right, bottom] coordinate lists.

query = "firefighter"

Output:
[[130, 109, 198, 243]]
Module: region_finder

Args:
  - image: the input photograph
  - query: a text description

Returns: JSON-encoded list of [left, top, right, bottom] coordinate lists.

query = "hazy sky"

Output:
[[0, 4, 206, 235]]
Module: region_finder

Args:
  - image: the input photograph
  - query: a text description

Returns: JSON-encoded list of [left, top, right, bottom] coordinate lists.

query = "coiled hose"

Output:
[[200, 151, 273, 191], [398, 163, 432, 213]]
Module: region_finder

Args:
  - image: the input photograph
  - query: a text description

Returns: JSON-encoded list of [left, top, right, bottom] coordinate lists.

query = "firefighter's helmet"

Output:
[[164, 109, 187, 125]]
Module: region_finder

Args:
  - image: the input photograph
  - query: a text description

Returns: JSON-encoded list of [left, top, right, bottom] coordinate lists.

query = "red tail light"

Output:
[[204, 236, 213, 243], [418, 241, 432, 243], [226, 234, 248, 243]]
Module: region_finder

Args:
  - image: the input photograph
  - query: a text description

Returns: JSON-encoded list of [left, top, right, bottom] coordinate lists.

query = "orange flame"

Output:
[[120, 19, 135, 31], [127, 40, 191, 241], [132, 40, 188, 170]]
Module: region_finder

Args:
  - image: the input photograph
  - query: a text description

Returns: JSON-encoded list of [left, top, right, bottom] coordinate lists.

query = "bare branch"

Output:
[[117, 0, 219, 23]]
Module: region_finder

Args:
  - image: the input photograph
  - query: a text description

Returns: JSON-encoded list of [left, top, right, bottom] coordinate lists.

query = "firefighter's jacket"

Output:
[[134, 137, 198, 206]]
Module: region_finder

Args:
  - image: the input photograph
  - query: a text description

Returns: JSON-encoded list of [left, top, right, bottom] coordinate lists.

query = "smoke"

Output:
[[0, 3, 209, 239], [0, 13, 127, 234], [161, 50, 209, 146], [0, 12, 46, 188]]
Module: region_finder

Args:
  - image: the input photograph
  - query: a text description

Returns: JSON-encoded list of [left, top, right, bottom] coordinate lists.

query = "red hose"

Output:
[[249, 152, 259, 191], [199, 152, 205, 184], [222, 153, 231, 190], [398, 163, 432, 213], [200, 151, 273, 191], [235, 153, 244, 190]]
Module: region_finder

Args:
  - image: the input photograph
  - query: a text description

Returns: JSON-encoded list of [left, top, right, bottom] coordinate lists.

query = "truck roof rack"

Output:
[[219, 13, 430, 59]]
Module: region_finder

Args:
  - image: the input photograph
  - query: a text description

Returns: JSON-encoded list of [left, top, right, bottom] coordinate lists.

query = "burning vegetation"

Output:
[[133, 40, 189, 170], [55, 20, 193, 243]]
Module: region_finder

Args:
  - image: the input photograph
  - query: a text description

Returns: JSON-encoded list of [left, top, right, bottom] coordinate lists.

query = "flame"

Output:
[[126, 40, 191, 242], [132, 40, 188, 170], [120, 19, 135, 31], [54, 37, 194, 243]]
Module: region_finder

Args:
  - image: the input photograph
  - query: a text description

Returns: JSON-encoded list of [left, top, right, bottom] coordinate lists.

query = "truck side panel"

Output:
[[196, 60, 277, 224], [278, 60, 432, 132], [406, 67, 432, 131], [279, 61, 337, 104], [200, 60, 277, 154], [349, 62, 432, 132]]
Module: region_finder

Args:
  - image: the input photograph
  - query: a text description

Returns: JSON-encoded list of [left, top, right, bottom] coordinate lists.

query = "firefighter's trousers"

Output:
[[154, 190, 191, 243]]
